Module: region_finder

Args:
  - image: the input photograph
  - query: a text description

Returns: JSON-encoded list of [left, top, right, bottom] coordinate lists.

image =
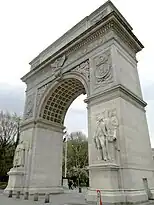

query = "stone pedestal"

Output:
[[87, 162, 123, 203], [4, 167, 24, 194], [63, 178, 68, 189]]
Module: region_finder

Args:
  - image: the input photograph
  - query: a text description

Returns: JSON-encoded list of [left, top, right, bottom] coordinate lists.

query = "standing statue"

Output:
[[93, 109, 118, 161], [94, 117, 110, 161], [13, 141, 25, 168]]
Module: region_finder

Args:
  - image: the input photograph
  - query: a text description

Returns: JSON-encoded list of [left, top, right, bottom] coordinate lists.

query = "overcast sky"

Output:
[[0, 0, 154, 145]]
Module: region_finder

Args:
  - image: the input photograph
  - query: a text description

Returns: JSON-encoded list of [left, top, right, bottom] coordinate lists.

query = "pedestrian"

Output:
[[73, 181, 77, 188], [68, 180, 73, 190]]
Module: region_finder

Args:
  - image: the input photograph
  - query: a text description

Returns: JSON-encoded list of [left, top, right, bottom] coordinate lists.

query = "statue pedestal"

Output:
[[63, 178, 68, 189], [86, 162, 122, 203], [86, 162, 149, 204], [4, 167, 25, 194]]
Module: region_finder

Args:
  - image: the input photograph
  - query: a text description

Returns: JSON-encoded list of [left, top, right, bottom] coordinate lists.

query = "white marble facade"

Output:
[[5, 1, 154, 204]]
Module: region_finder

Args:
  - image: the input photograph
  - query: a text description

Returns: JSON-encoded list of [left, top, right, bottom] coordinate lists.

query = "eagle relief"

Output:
[[94, 50, 113, 87], [50, 55, 66, 80]]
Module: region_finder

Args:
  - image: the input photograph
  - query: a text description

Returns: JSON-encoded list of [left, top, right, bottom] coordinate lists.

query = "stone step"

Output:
[[140, 200, 154, 205], [65, 200, 154, 205]]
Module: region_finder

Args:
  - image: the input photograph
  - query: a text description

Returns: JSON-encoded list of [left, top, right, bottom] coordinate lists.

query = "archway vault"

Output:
[[39, 78, 86, 125]]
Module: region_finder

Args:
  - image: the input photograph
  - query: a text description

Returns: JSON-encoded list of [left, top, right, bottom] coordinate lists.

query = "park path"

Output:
[[0, 189, 87, 205]]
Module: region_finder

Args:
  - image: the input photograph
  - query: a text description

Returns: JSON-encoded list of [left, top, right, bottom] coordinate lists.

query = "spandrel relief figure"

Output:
[[13, 141, 25, 168], [93, 109, 119, 161]]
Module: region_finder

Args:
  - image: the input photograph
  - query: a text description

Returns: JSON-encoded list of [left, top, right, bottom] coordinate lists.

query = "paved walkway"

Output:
[[0, 189, 88, 205], [1, 190, 154, 205]]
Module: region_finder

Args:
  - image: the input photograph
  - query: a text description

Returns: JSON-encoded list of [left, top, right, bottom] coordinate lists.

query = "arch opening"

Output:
[[40, 78, 86, 125]]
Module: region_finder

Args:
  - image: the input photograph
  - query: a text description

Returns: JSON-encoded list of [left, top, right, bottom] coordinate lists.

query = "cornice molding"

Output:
[[89, 163, 120, 170], [21, 11, 143, 83], [35, 118, 65, 132], [20, 119, 36, 131], [85, 84, 147, 110], [20, 118, 65, 132]]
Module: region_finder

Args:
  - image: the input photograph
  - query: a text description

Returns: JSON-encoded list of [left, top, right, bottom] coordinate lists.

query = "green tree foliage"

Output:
[[63, 131, 89, 186], [0, 111, 20, 182]]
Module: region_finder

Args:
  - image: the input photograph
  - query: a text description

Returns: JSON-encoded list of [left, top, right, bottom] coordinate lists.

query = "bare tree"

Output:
[[0, 111, 20, 146], [0, 111, 21, 182]]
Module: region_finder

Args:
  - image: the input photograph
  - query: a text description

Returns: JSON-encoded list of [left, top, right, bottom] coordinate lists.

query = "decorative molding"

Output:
[[90, 8, 108, 25], [63, 31, 114, 74], [20, 119, 36, 132], [24, 94, 35, 120], [22, 12, 143, 83], [89, 163, 119, 170], [35, 118, 65, 132], [94, 50, 113, 88], [35, 60, 89, 113], [72, 60, 90, 81], [85, 84, 146, 110]]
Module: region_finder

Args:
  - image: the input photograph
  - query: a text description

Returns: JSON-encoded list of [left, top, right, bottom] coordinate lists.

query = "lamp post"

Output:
[[64, 133, 68, 178], [63, 130, 69, 188]]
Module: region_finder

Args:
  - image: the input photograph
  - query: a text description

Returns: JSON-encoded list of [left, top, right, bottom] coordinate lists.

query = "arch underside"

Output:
[[40, 78, 86, 125]]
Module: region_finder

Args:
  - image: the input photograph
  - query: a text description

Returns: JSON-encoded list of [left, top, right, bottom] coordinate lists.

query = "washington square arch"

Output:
[[4, 1, 154, 204]]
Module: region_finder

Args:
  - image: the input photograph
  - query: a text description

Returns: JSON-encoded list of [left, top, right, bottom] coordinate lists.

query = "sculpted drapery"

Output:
[[13, 141, 25, 168], [93, 109, 118, 161]]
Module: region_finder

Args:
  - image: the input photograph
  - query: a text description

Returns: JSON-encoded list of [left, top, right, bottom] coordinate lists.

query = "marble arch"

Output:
[[37, 73, 89, 123], [40, 78, 86, 124], [5, 1, 154, 204]]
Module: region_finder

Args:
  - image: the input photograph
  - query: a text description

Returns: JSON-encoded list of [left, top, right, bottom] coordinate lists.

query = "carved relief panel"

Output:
[[35, 60, 90, 115], [93, 108, 119, 163], [95, 50, 113, 86], [71, 60, 90, 82], [24, 94, 35, 120], [91, 49, 114, 93], [50, 55, 66, 80], [35, 84, 48, 115]]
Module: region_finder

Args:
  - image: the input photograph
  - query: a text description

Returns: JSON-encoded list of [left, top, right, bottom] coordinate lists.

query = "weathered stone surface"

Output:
[[5, 1, 154, 204]]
